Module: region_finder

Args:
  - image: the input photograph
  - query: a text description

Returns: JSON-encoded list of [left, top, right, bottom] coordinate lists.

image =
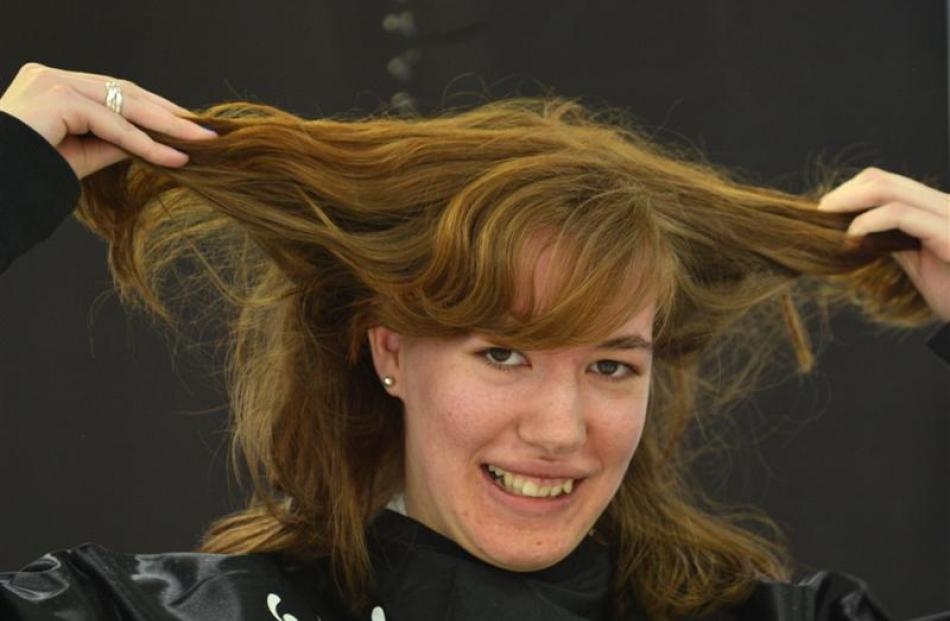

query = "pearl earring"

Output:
[[382, 376, 396, 388]]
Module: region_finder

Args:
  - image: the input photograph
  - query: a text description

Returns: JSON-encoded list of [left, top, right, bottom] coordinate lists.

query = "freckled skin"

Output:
[[368, 245, 655, 572]]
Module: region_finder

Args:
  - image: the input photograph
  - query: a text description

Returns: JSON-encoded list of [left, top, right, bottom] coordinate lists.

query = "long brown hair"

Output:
[[75, 96, 934, 620]]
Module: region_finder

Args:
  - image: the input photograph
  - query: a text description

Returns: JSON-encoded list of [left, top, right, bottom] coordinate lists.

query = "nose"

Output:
[[516, 375, 587, 455]]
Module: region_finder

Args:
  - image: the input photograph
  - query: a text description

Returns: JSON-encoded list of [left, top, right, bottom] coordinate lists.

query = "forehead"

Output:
[[511, 234, 657, 339]]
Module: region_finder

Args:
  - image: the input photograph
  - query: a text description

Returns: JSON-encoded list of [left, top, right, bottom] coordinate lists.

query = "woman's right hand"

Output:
[[0, 62, 218, 181]]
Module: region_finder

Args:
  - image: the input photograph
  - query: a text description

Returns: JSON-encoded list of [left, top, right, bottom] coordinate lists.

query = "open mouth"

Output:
[[480, 464, 583, 499]]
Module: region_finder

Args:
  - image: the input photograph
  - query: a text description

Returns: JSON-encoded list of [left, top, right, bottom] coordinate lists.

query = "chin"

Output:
[[446, 472, 604, 572], [467, 528, 586, 572]]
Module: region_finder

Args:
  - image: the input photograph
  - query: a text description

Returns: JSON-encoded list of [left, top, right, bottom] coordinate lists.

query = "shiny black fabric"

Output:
[[3, 509, 942, 621]]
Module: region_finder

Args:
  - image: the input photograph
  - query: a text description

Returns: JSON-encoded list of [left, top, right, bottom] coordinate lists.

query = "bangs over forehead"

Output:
[[393, 150, 677, 351]]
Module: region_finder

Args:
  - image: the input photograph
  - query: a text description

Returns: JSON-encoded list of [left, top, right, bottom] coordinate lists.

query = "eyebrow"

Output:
[[594, 334, 654, 352]]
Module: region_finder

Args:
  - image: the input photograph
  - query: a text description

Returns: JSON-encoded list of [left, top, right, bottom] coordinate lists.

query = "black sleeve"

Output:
[[925, 323, 950, 365], [0, 110, 81, 276]]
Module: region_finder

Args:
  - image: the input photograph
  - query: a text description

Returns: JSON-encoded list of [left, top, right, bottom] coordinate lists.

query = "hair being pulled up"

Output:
[[74, 95, 935, 621]]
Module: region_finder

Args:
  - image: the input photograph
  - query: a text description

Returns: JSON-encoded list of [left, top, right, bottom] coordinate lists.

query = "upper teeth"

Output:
[[487, 464, 576, 498]]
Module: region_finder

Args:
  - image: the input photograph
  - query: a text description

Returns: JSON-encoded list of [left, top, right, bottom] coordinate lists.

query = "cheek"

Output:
[[406, 359, 512, 455], [595, 395, 649, 465]]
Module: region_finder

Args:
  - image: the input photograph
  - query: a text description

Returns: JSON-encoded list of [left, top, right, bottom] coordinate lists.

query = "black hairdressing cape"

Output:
[[2, 110, 948, 621]]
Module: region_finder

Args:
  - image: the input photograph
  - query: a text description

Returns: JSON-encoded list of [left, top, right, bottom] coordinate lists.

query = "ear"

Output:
[[366, 326, 404, 396]]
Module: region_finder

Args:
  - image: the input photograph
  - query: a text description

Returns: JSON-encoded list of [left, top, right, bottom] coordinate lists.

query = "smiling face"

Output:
[[367, 245, 655, 571]]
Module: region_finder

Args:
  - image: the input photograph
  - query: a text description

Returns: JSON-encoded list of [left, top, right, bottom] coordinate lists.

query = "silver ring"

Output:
[[105, 80, 124, 116]]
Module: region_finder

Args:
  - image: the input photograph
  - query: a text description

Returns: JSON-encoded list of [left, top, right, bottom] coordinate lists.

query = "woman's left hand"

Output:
[[817, 167, 950, 322]]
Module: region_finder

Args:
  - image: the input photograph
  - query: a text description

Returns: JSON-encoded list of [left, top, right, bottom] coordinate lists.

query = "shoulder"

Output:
[[704, 571, 892, 621], [1, 543, 351, 621], [754, 571, 889, 619]]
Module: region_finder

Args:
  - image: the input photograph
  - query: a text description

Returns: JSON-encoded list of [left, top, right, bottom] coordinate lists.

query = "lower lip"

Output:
[[479, 465, 582, 515]]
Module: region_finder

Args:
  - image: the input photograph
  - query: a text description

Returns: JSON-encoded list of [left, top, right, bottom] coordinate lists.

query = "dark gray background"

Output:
[[1, 1, 947, 618]]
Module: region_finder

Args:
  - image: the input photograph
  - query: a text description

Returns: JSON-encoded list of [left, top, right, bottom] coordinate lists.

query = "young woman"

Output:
[[1, 63, 948, 621]]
